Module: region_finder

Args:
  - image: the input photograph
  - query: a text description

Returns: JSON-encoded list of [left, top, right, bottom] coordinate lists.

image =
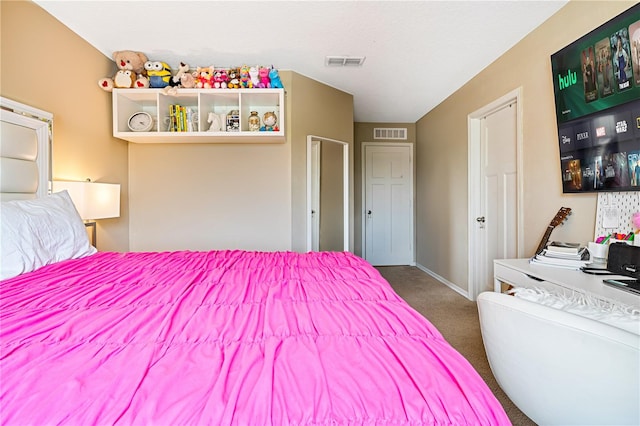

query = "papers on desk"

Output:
[[529, 247, 591, 270]]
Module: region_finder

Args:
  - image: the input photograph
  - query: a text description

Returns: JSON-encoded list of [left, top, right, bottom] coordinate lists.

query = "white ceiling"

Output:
[[34, 0, 567, 123]]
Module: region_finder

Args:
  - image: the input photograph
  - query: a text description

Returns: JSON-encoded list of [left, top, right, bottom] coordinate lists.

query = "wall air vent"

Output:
[[373, 128, 407, 140], [325, 56, 366, 67]]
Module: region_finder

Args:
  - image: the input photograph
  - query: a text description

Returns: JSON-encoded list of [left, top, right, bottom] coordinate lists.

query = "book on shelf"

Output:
[[168, 104, 190, 132]]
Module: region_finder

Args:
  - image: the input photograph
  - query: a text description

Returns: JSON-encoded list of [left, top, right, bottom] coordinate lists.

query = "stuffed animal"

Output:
[[163, 62, 190, 95], [268, 67, 284, 89], [194, 66, 215, 89], [113, 70, 136, 88], [98, 50, 148, 92], [180, 71, 196, 88], [249, 66, 260, 88], [135, 75, 149, 88], [239, 65, 252, 88], [213, 69, 228, 89], [257, 66, 270, 88], [170, 62, 190, 86], [145, 61, 173, 88], [227, 68, 240, 89]]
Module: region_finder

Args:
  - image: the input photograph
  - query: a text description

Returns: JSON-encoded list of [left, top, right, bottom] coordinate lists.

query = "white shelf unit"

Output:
[[112, 88, 285, 143]]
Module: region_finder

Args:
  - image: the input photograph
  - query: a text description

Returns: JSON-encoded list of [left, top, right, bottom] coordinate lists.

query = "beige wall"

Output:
[[129, 71, 354, 252], [415, 1, 636, 293], [354, 123, 416, 256], [288, 73, 354, 252], [1, 0, 129, 252], [128, 142, 292, 251]]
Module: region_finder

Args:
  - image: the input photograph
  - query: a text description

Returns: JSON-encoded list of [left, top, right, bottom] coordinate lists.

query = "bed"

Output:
[[0, 99, 509, 425]]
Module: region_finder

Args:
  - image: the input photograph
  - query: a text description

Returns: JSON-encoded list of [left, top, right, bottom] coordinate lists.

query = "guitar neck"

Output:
[[535, 226, 554, 255], [534, 207, 572, 256]]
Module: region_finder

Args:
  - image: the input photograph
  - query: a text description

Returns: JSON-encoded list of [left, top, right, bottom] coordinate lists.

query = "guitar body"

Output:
[[534, 207, 572, 255]]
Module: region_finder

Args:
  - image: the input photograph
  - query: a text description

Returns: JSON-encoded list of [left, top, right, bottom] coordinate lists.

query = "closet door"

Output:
[[364, 144, 413, 265]]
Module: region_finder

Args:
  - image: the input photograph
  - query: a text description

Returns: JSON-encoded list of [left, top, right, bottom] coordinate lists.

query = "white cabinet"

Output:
[[112, 88, 285, 143]]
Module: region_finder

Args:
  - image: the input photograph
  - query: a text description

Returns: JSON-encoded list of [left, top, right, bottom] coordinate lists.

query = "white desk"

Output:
[[494, 258, 640, 309]]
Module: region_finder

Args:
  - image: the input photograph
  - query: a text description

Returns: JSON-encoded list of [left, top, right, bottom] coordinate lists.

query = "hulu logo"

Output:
[[558, 70, 577, 90]]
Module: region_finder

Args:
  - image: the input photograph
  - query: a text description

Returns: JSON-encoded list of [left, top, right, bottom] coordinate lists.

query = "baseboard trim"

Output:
[[415, 263, 471, 301]]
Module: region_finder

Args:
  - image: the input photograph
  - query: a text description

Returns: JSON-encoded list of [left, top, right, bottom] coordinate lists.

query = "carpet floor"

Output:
[[376, 265, 536, 426]]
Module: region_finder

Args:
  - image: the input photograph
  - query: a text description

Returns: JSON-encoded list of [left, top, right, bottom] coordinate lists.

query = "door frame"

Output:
[[310, 140, 321, 251], [306, 135, 349, 252], [361, 142, 415, 264], [467, 87, 524, 300]]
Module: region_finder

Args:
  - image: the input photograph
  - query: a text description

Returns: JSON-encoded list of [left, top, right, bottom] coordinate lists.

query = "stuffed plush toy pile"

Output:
[[98, 50, 148, 92], [99, 53, 284, 93]]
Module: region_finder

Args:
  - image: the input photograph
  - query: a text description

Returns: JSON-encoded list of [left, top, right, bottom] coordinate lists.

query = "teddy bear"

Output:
[[98, 50, 148, 92], [135, 75, 149, 88]]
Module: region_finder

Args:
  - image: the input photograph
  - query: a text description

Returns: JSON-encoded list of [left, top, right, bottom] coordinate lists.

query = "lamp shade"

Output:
[[53, 180, 120, 220]]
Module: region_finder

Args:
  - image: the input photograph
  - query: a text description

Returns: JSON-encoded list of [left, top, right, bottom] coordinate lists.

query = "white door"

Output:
[[475, 100, 519, 296], [363, 144, 414, 265]]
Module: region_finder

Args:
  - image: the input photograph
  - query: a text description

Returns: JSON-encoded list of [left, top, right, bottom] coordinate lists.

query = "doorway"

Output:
[[468, 88, 523, 300], [362, 143, 414, 266], [306, 135, 349, 252]]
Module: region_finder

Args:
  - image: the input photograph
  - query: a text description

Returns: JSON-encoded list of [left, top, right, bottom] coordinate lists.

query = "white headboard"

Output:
[[0, 97, 52, 201]]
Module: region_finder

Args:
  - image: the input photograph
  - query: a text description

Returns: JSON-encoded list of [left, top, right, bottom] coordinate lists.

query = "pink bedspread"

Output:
[[1, 251, 509, 425]]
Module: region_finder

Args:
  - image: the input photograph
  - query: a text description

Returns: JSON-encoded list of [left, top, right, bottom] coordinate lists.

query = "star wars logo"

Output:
[[615, 120, 627, 134]]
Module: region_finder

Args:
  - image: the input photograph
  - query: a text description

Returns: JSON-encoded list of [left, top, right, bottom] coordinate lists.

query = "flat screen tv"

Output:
[[551, 3, 640, 193]]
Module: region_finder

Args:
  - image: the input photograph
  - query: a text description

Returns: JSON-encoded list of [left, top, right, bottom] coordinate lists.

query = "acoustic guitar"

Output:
[[534, 207, 572, 255]]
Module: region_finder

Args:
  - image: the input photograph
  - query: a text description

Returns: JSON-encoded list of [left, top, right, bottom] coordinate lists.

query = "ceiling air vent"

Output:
[[325, 56, 366, 67], [373, 128, 407, 140]]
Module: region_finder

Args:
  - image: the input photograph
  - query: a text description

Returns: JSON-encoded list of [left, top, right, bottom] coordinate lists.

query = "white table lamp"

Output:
[[52, 179, 121, 246]]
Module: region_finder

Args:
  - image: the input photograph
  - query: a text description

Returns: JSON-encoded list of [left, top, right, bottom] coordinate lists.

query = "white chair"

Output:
[[477, 291, 640, 426]]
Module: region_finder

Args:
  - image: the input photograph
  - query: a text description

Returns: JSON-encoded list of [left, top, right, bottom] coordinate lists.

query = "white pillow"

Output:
[[1, 190, 97, 280]]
